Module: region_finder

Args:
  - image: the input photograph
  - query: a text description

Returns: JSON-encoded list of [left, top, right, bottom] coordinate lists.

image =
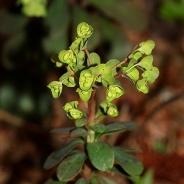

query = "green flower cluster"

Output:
[[100, 101, 119, 117], [122, 40, 159, 94], [63, 101, 83, 120], [47, 22, 159, 122]]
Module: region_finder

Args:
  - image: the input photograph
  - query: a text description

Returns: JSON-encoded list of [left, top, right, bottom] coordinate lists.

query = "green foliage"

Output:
[[87, 142, 114, 171], [57, 151, 86, 182], [160, 0, 184, 21], [44, 22, 159, 183], [17, 0, 47, 17]]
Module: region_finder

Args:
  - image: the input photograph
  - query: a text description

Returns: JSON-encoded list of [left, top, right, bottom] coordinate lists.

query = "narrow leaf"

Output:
[[70, 128, 88, 139], [50, 127, 76, 133], [105, 121, 136, 134], [95, 122, 136, 141], [113, 147, 144, 176], [87, 142, 114, 171], [57, 152, 86, 182], [91, 124, 106, 133], [43, 139, 84, 169]]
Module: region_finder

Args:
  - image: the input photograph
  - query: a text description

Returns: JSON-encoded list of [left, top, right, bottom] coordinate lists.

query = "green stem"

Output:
[[87, 88, 97, 143], [126, 63, 139, 73], [84, 48, 93, 66], [111, 58, 128, 70]]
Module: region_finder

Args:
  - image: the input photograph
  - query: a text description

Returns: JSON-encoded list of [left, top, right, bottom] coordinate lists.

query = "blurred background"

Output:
[[0, 0, 184, 183]]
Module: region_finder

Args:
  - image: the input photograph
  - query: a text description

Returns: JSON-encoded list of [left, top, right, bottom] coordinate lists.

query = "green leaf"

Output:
[[75, 178, 87, 184], [104, 121, 136, 135], [113, 147, 144, 176], [70, 128, 88, 139], [139, 55, 153, 70], [142, 67, 159, 83], [101, 65, 115, 87], [128, 52, 142, 61], [136, 79, 149, 94], [90, 175, 118, 184], [137, 40, 155, 55], [57, 151, 86, 182], [51, 54, 63, 68], [106, 59, 120, 75], [87, 142, 114, 171], [44, 178, 66, 184], [126, 68, 139, 82], [43, 139, 84, 169], [76, 88, 92, 102], [87, 52, 101, 66], [135, 169, 153, 184], [75, 118, 88, 127], [91, 124, 106, 133], [50, 127, 76, 133], [121, 59, 137, 73], [95, 121, 136, 141]]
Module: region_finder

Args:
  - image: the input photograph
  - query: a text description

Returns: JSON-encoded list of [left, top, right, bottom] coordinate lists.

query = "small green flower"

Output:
[[63, 101, 78, 112], [47, 81, 62, 98], [107, 106, 119, 117], [100, 101, 119, 117], [77, 22, 93, 38], [67, 108, 83, 120], [58, 50, 76, 65], [106, 85, 125, 102], [79, 70, 96, 91]]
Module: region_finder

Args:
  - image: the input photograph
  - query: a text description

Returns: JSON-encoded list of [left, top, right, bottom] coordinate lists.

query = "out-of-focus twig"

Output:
[[0, 109, 25, 127]]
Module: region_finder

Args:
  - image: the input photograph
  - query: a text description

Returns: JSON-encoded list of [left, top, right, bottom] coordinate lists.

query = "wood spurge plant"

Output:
[[44, 22, 159, 184]]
